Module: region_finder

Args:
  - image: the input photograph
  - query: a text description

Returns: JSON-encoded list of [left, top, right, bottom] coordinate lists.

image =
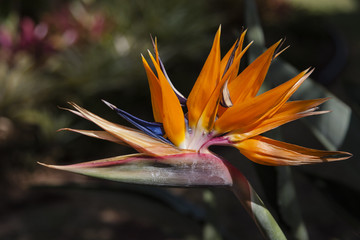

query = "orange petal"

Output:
[[151, 35, 160, 65], [198, 42, 252, 131], [234, 135, 352, 166], [221, 42, 252, 85], [228, 98, 329, 141], [217, 41, 253, 116], [147, 51, 186, 147], [220, 39, 238, 77], [228, 30, 247, 82], [142, 55, 163, 123], [67, 102, 187, 156], [187, 26, 221, 128], [220, 29, 247, 79], [215, 69, 312, 133], [227, 40, 281, 105], [276, 98, 329, 114], [273, 45, 290, 60]]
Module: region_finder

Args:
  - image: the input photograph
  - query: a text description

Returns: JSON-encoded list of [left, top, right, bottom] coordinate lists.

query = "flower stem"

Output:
[[228, 163, 287, 240]]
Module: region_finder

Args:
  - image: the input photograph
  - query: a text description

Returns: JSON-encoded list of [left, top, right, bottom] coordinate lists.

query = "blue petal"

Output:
[[102, 100, 172, 144]]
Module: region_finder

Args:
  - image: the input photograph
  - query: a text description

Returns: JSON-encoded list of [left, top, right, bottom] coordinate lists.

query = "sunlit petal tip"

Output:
[[56, 128, 66, 132], [140, 53, 147, 63], [101, 99, 116, 110], [57, 105, 73, 112], [321, 110, 331, 114], [38, 161, 60, 169], [150, 34, 160, 64], [149, 33, 156, 47], [273, 40, 290, 59], [307, 110, 330, 115], [38, 161, 94, 171], [303, 66, 314, 75], [269, 39, 284, 60], [325, 151, 353, 160], [316, 96, 331, 103], [59, 104, 85, 118], [146, 49, 153, 58], [57, 127, 85, 134]]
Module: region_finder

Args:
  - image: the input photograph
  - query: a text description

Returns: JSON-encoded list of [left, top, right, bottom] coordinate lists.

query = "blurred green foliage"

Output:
[[1, 0, 360, 239]]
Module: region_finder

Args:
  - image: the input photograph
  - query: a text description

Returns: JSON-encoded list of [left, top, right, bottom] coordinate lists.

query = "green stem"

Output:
[[277, 166, 309, 240], [228, 164, 287, 240]]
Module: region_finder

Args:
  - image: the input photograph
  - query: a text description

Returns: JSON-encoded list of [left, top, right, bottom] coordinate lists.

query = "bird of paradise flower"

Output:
[[40, 27, 351, 239]]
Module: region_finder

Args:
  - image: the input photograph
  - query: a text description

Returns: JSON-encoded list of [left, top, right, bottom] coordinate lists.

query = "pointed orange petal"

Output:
[[221, 42, 252, 85], [67, 103, 186, 156], [227, 40, 281, 105], [147, 51, 186, 147], [153, 36, 160, 65], [229, 110, 328, 142], [228, 98, 329, 141], [59, 128, 126, 145], [234, 135, 352, 166], [217, 41, 253, 116], [220, 30, 247, 77], [273, 45, 290, 60], [276, 98, 329, 114], [197, 42, 252, 131], [220, 39, 238, 77], [187, 26, 221, 128], [142, 55, 163, 123], [215, 69, 312, 133], [228, 30, 247, 82]]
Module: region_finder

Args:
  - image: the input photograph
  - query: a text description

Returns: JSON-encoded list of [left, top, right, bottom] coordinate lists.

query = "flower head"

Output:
[[41, 26, 351, 183], [40, 26, 351, 239]]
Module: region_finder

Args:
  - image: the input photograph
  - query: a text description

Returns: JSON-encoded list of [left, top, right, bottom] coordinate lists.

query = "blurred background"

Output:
[[0, 0, 359, 239]]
